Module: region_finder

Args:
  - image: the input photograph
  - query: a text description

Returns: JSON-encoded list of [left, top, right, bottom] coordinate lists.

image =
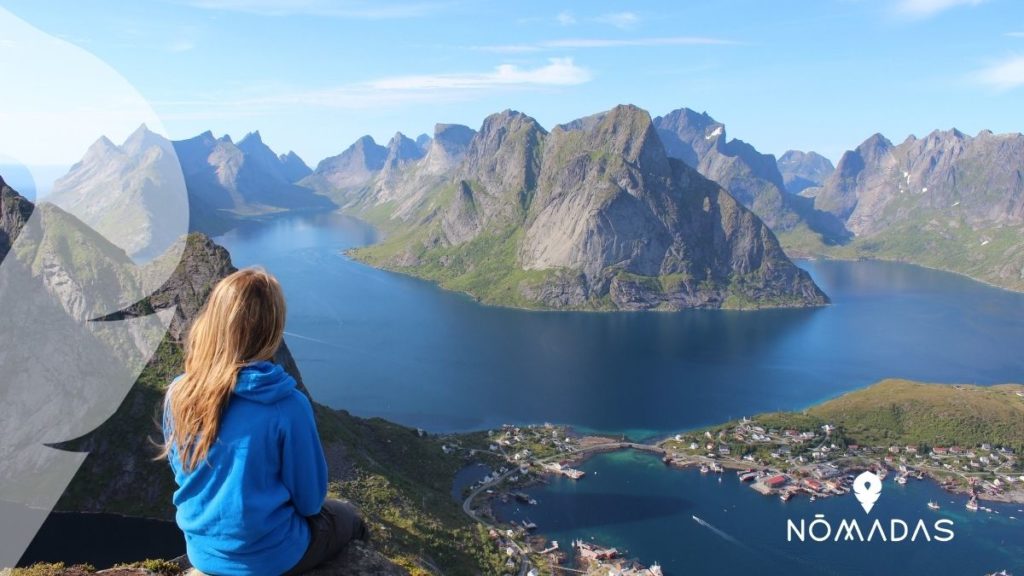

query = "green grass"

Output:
[[353, 225, 560, 309], [809, 379, 1024, 452], [782, 207, 1024, 293]]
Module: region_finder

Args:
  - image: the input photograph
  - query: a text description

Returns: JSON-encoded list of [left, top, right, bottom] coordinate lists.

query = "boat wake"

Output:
[[692, 515, 744, 547]]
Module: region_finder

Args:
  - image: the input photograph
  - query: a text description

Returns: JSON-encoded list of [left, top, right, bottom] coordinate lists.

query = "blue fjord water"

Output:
[[217, 212, 1024, 438], [28, 211, 1024, 571], [495, 450, 1024, 576], [213, 212, 1024, 575]]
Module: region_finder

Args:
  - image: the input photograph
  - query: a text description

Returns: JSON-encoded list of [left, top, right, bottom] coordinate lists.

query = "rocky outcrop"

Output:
[[422, 124, 475, 175], [354, 105, 828, 310], [174, 543, 408, 576], [0, 176, 33, 261]]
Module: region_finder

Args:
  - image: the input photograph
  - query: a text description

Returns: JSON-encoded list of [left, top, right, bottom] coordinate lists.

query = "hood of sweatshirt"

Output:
[[233, 361, 298, 404]]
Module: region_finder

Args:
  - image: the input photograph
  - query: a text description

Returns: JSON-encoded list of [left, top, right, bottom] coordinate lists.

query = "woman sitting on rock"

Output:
[[161, 267, 367, 575]]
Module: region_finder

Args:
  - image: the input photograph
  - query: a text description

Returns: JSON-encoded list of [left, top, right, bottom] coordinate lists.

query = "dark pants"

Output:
[[283, 499, 366, 575]]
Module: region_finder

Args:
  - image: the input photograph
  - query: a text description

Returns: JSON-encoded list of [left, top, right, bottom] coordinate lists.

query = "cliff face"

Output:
[[0, 177, 32, 262], [811, 129, 1024, 290], [351, 105, 827, 310], [652, 108, 850, 250]]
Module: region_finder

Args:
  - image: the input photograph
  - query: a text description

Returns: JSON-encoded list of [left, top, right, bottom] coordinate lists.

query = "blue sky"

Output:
[[4, 0, 1024, 166]]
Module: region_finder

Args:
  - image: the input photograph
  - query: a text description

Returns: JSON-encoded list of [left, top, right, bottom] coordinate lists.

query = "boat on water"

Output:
[[779, 492, 792, 502], [896, 475, 908, 485], [522, 519, 537, 531], [928, 501, 940, 510], [810, 496, 817, 502], [699, 464, 709, 474], [966, 496, 980, 511]]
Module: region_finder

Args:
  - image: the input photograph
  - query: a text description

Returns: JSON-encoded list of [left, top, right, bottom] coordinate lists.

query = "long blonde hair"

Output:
[[162, 267, 286, 471]]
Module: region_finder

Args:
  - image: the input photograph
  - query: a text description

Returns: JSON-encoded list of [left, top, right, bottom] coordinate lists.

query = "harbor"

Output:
[[452, 418, 1023, 575]]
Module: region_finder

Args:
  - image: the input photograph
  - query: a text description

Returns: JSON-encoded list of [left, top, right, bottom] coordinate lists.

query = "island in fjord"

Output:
[[308, 105, 828, 311]]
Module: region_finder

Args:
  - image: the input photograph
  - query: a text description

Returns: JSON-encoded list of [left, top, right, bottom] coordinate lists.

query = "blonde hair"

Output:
[[162, 267, 286, 471]]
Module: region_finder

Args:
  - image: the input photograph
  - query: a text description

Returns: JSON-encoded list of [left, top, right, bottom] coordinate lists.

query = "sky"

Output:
[[2, 0, 1024, 169]]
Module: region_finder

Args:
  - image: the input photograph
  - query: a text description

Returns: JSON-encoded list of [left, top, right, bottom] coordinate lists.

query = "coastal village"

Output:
[[452, 414, 1024, 576], [452, 424, 665, 576], [659, 415, 1024, 511]]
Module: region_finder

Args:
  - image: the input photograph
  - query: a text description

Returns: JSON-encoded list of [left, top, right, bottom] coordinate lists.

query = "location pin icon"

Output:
[[853, 471, 882, 513]]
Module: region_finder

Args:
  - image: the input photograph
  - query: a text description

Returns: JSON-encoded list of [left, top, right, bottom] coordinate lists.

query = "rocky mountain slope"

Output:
[[777, 150, 834, 195], [651, 108, 849, 251], [809, 129, 1024, 290], [338, 105, 827, 310]]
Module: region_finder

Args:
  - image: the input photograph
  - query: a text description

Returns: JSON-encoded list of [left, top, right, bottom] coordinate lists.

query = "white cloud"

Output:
[[473, 36, 735, 53], [894, 0, 984, 18], [593, 12, 640, 29], [542, 37, 734, 49], [973, 55, 1024, 90], [473, 44, 543, 54], [369, 58, 591, 90], [156, 58, 592, 118], [556, 10, 576, 26], [183, 0, 443, 19]]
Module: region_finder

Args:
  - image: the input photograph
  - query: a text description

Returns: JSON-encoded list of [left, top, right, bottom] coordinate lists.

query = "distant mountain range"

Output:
[[41, 104, 1024, 295], [48, 126, 333, 258], [805, 129, 1024, 290]]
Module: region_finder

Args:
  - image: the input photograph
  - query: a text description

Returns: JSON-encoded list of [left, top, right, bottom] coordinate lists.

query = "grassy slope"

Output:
[[807, 379, 1024, 451], [778, 205, 1024, 293], [57, 335, 493, 575]]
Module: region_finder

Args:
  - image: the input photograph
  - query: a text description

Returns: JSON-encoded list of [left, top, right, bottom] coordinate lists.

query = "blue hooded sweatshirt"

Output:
[[165, 361, 328, 576]]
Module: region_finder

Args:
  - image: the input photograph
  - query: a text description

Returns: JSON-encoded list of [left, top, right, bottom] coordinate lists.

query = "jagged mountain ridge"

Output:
[[50, 127, 332, 256], [809, 128, 1024, 289], [345, 105, 827, 310], [171, 128, 331, 214], [652, 108, 848, 247]]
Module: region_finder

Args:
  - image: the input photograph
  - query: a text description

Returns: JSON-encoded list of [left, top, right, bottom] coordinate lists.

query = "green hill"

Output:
[[808, 379, 1024, 451]]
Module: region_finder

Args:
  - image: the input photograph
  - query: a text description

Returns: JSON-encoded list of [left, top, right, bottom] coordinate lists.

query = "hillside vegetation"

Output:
[[808, 379, 1024, 451]]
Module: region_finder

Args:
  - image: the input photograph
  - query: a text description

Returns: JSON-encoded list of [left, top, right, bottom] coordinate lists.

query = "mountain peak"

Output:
[[239, 130, 264, 145], [383, 132, 425, 169], [279, 150, 312, 182], [122, 123, 169, 156]]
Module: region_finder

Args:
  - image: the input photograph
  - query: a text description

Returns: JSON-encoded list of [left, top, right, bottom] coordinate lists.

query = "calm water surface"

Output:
[[495, 450, 1024, 576], [217, 212, 1024, 437]]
